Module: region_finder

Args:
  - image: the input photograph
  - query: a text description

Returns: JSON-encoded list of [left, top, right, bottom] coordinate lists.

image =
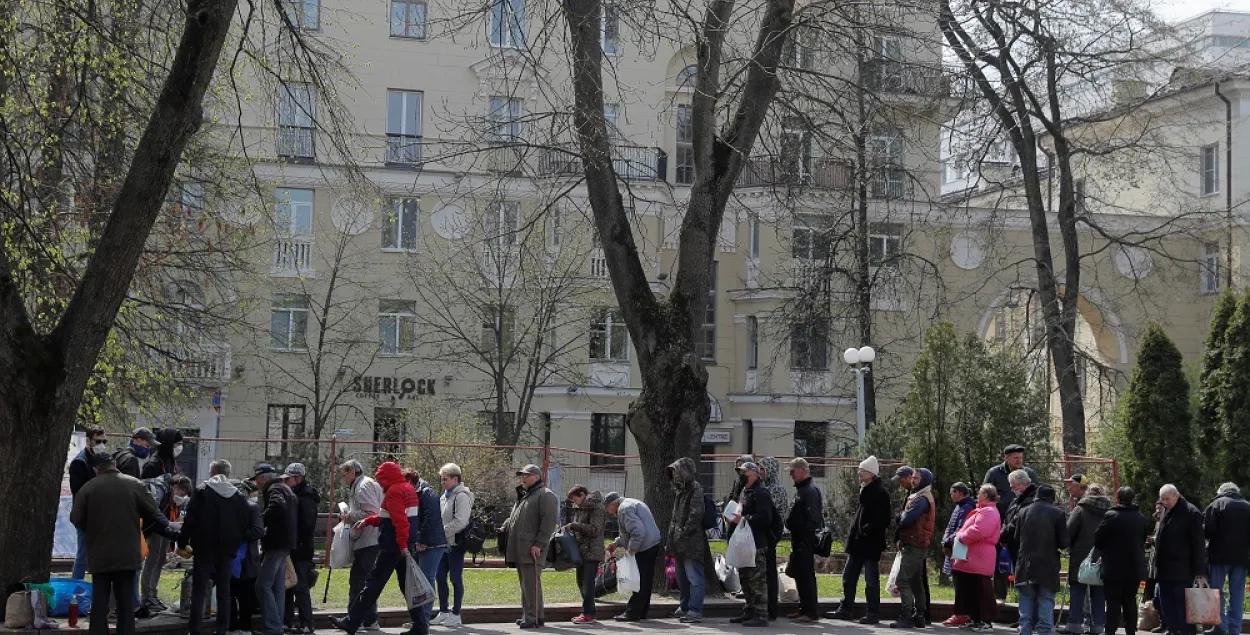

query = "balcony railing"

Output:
[[859, 59, 948, 97], [869, 167, 910, 200], [736, 156, 854, 190], [486, 144, 528, 175], [277, 126, 316, 161], [538, 145, 668, 181], [385, 134, 422, 164], [151, 343, 231, 382], [273, 237, 313, 275]]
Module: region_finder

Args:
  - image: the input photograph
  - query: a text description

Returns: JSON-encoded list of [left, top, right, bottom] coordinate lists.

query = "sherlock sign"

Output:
[[351, 376, 437, 399]]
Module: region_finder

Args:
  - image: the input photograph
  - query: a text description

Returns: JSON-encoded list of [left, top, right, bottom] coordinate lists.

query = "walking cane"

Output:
[[322, 567, 333, 604], [533, 553, 542, 625]]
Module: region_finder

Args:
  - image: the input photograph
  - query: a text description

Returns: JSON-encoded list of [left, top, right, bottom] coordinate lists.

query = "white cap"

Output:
[[858, 455, 880, 476]]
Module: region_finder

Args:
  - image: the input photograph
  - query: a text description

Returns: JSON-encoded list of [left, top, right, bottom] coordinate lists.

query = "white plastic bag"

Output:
[[778, 572, 798, 602], [404, 554, 435, 610], [617, 555, 642, 593], [329, 522, 354, 569], [725, 520, 757, 568], [886, 552, 903, 597], [714, 554, 741, 593]]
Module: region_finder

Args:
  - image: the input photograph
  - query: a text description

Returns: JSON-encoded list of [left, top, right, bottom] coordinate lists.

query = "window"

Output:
[[869, 132, 904, 199], [168, 181, 205, 229], [794, 420, 828, 476], [792, 216, 831, 261], [271, 295, 310, 351], [488, 200, 520, 248], [386, 90, 422, 163], [390, 0, 426, 38], [746, 315, 758, 370], [278, 82, 316, 159], [790, 320, 829, 370], [780, 126, 812, 180], [748, 213, 761, 259], [1202, 143, 1219, 196], [266, 404, 306, 458], [784, 31, 810, 69], [603, 103, 620, 137], [873, 35, 902, 60], [590, 413, 626, 467], [379, 300, 416, 355], [868, 223, 903, 268], [602, 4, 620, 55], [489, 96, 524, 143], [676, 65, 697, 89], [285, 0, 319, 30], [547, 209, 563, 252], [1074, 178, 1086, 214], [480, 305, 516, 355], [590, 308, 629, 362], [1201, 241, 1221, 294], [275, 188, 314, 236], [373, 408, 406, 458], [697, 262, 717, 362], [489, 0, 525, 48], [676, 105, 694, 185], [382, 198, 419, 251]]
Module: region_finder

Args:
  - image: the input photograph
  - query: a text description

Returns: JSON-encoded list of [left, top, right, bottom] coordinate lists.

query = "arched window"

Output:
[[676, 64, 697, 89]]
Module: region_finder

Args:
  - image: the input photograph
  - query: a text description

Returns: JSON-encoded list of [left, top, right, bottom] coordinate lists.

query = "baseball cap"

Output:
[[253, 463, 278, 477], [892, 465, 916, 482], [281, 462, 307, 478], [132, 427, 159, 445], [1066, 474, 1089, 487], [516, 464, 542, 476], [1002, 443, 1026, 455], [736, 461, 761, 474], [604, 492, 622, 507]]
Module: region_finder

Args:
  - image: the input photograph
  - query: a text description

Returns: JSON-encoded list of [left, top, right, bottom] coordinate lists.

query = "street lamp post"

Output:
[[843, 345, 876, 447]]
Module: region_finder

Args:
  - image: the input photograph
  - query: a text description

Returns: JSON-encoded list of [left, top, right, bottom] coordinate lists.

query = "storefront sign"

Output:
[[351, 376, 438, 399], [701, 429, 732, 444]]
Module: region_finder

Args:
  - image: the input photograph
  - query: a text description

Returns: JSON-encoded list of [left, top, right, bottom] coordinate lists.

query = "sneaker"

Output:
[[430, 613, 448, 626], [946, 616, 973, 627], [613, 614, 641, 622], [670, 609, 687, 619], [977, 623, 994, 632], [861, 615, 882, 625], [571, 615, 597, 625], [680, 615, 703, 624], [361, 624, 382, 632], [443, 615, 462, 628], [890, 620, 917, 629], [329, 617, 357, 635]]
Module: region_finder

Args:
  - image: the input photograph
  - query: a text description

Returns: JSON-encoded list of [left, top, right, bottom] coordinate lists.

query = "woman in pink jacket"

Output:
[[952, 484, 1003, 632]]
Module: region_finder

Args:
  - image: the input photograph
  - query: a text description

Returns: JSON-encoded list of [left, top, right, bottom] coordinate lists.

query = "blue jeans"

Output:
[[676, 558, 705, 617], [1018, 584, 1057, 635], [842, 552, 882, 616], [1069, 581, 1107, 632], [411, 548, 444, 634], [256, 549, 290, 634], [575, 561, 599, 616], [1210, 564, 1247, 635], [73, 528, 89, 580], [436, 546, 465, 615]]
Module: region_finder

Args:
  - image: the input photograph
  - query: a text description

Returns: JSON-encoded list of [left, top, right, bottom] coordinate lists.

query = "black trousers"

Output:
[[766, 542, 779, 619], [189, 554, 234, 635], [1104, 578, 1141, 635], [953, 571, 998, 624], [787, 550, 819, 618], [230, 577, 257, 632], [625, 545, 661, 618], [91, 571, 136, 635]]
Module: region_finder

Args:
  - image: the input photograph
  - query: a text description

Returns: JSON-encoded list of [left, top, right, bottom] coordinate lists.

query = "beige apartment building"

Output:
[[140, 2, 1246, 494]]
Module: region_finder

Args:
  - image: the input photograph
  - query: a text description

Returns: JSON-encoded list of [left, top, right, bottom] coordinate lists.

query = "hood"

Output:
[[1218, 492, 1245, 502], [205, 474, 240, 498], [667, 458, 698, 490], [916, 468, 934, 491], [1079, 494, 1112, 513], [760, 456, 782, 488], [1037, 484, 1058, 503], [375, 461, 405, 489], [736, 454, 755, 467], [154, 428, 184, 459], [582, 490, 604, 508]]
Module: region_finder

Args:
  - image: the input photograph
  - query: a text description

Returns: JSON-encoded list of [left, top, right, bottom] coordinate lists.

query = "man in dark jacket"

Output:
[[666, 458, 708, 623], [829, 455, 892, 624], [728, 461, 775, 627], [113, 427, 159, 479], [1063, 483, 1112, 635], [985, 444, 1040, 598], [1205, 483, 1250, 635], [1095, 487, 1148, 635], [1156, 484, 1207, 635], [231, 480, 265, 634], [1008, 484, 1068, 635], [141, 428, 183, 480], [785, 458, 824, 624], [254, 464, 298, 635], [180, 459, 262, 635], [71, 448, 178, 635], [70, 426, 109, 580], [724, 454, 755, 542], [282, 463, 321, 635]]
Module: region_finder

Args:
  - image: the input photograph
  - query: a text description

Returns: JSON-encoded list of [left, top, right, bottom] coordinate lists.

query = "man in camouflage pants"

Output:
[[728, 461, 777, 627]]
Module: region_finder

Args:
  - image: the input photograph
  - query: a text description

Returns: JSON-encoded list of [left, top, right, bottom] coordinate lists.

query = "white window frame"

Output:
[[676, 65, 697, 90], [489, 200, 520, 249], [590, 308, 630, 362], [601, 4, 621, 55], [382, 198, 419, 252], [697, 263, 717, 362], [790, 320, 830, 371], [791, 215, 830, 261], [275, 188, 314, 237], [286, 0, 320, 31], [1200, 241, 1221, 294], [277, 82, 316, 159], [869, 132, 905, 199], [546, 208, 562, 252], [271, 295, 310, 352], [386, 90, 423, 164], [390, 0, 426, 38], [675, 104, 694, 185], [1201, 143, 1220, 197], [489, 0, 525, 48], [780, 126, 812, 179], [488, 96, 524, 144], [266, 404, 307, 458], [480, 305, 516, 355], [748, 212, 761, 259], [378, 300, 417, 356], [868, 222, 903, 269], [746, 315, 759, 370]]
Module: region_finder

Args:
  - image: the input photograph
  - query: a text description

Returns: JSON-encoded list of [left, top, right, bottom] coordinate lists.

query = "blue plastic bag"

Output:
[[46, 579, 92, 616]]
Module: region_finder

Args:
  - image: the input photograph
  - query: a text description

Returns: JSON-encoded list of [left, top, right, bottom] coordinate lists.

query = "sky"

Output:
[[1153, 0, 1250, 22]]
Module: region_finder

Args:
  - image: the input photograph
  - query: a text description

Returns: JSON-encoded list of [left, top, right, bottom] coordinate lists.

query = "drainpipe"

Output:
[[1215, 82, 1233, 289]]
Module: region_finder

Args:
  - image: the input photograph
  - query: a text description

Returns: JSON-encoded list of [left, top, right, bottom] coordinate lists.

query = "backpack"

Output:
[[815, 527, 833, 557], [769, 503, 785, 542], [701, 494, 718, 530]]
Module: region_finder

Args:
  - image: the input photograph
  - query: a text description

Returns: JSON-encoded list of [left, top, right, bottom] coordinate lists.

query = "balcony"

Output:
[[385, 134, 422, 165], [486, 144, 528, 175], [277, 126, 316, 161], [273, 237, 313, 276], [736, 156, 853, 190], [151, 343, 231, 383], [538, 144, 668, 181], [859, 59, 948, 97], [869, 167, 912, 200]]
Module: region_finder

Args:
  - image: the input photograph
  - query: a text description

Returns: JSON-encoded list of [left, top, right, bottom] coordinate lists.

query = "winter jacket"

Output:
[[897, 468, 936, 548], [1003, 483, 1038, 558], [1204, 492, 1250, 567], [346, 473, 383, 550], [502, 479, 559, 564], [70, 469, 177, 574], [787, 476, 824, 555], [362, 462, 419, 552], [1009, 485, 1068, 591], [953, 499, 1002, 577], [141, 428, 183, 480], [414, 480, 448, 549], [943, 496, 977, 575], [1067, 493, 1112, 578], [1155, 496, 1206, 581], [69, 449, 95, 496], [666, 458, 709, 560], [724, 455, 754, 541], [760, 456, 789, 519], [241, 493, 264, 579], [113, 444, 149, 479], [290, 480, 322, 561], [567, 491, 606, 562], [440, 483, 474, 548], [179, 474, 262, 559], [983, 462, 1040, 519], [847, 475, 892, 558], [611, 497, 662, 553], [1094, 503, 1148, 582], [739, 479, 778, 548], [260, 478, 298, 552]]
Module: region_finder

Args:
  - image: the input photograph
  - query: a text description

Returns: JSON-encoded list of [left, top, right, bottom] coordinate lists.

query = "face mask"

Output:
[[738, 474, 749, 486], [174, 495, 189, 506], [93, 443, 107, 451], [173, 444, 184, 458], [131, 441, 151, 459]]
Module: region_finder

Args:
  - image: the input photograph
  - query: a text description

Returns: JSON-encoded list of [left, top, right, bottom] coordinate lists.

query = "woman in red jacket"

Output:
[[952, 484, 1003, 633], [331, 462, 425, 635]]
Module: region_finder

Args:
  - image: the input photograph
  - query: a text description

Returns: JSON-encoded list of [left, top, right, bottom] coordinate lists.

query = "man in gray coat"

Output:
[[501, 464, 558, 629], [606, 492, 662, 622], [339, 460, 383, 631]]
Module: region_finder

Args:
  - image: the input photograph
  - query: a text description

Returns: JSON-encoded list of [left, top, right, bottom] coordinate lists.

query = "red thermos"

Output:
[[68, 594, 79, 628]]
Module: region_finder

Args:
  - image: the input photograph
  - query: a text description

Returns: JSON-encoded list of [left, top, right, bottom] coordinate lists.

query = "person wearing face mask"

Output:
[[70, 426, 109, 580], [113, 427, 159, 479], [138, 474, 192, 616], [141, 428, 185, 480]]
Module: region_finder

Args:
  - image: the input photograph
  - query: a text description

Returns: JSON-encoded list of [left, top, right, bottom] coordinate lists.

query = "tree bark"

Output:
[[0, 0, 238, 595]]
